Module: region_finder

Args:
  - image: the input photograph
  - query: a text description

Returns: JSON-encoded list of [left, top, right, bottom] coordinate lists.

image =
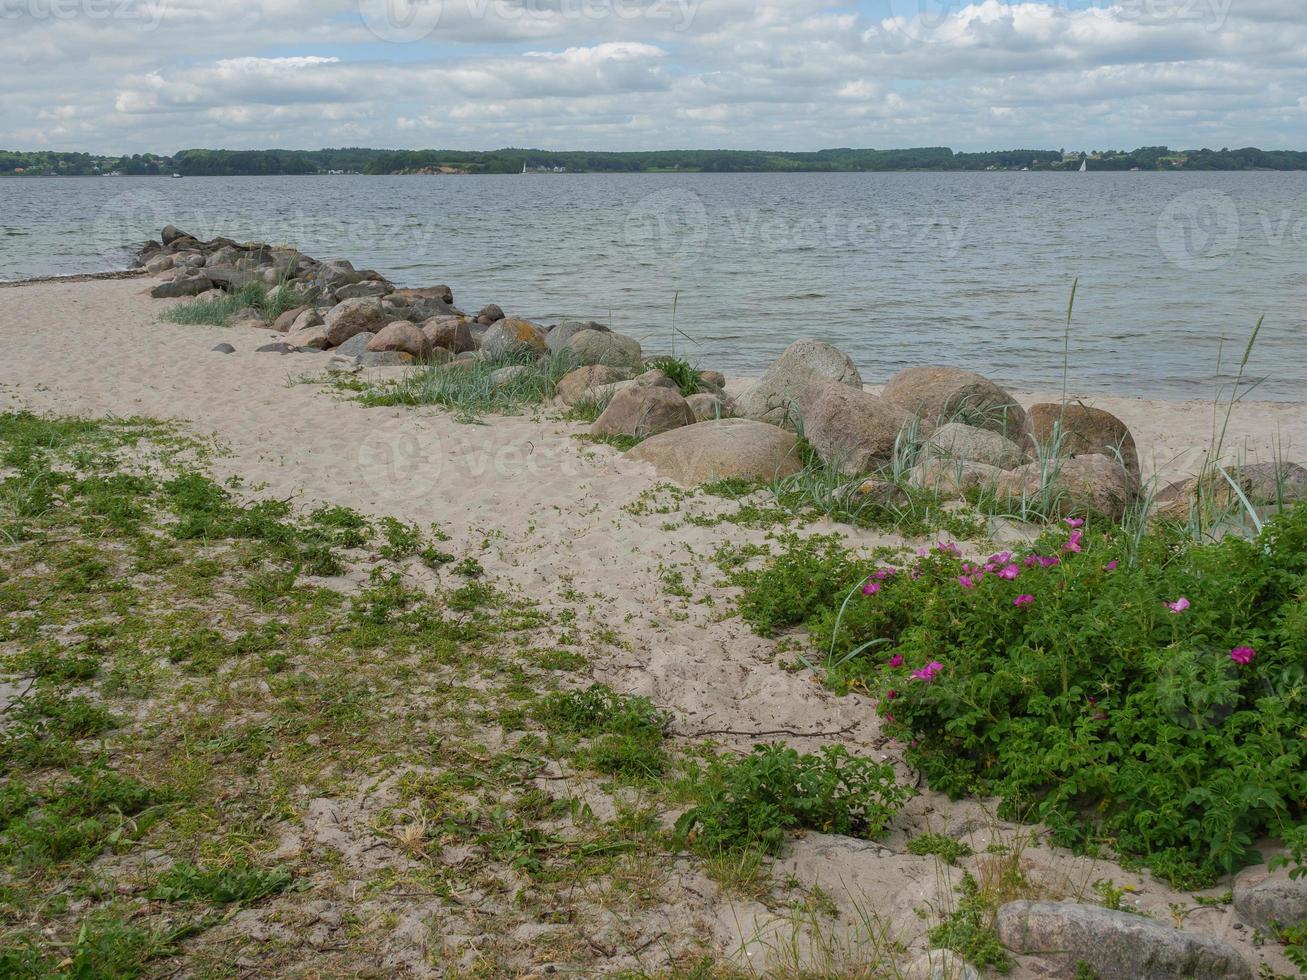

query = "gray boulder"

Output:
[[151, 275, 213, 299], [634, 368, 681, 391], [481, 318, 548, 359], [334, 332, 376, 358], [1233, 865, 1307, 933], [490, 365, 530, 386], [625, 418, 803, 485], [912, 458, 1005, 495], [211, 343, 235, 354], [323, 298, 389, 348], [996, 900, 1252, 980], [547, 319, 611, 353], [902, 949, 978, 980], [924, 422, 1025, 470], [563, 329, 642, 370], [333, 280, 391, 301], [358, 351, 415, 367], [798, 382, 911, 476], [255, 342, 295, 355], [735, 339, 863, 427]]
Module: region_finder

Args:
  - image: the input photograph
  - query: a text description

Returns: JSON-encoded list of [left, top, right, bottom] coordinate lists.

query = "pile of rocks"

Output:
[[600, 338, 1306, 519], [138, 227, 665, 373]]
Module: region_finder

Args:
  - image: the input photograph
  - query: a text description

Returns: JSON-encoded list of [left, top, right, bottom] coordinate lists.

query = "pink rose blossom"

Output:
[[1024, 555, 1040, 568], [998, 564, 1020, 581], [885, 689, 898, 700], [1230, 646, 1256, 665], [1039, 556, 1061, 568], [911, 661, 944, 682], [888, 654, 904, 668], [1065, 518, 1085, 528], [1064, 530, 1084, 553], [958, 575, 974, 589], [1166, 597, 1190, 613], [1013, 594, 1034, 608], [1104, 560, 1119, 571], [863, 579, 881, 596]]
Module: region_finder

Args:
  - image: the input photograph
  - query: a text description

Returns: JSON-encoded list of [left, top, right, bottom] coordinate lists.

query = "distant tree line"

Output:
[[5, 145, 1307, 176]]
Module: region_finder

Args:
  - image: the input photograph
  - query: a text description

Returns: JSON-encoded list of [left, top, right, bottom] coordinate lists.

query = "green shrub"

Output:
[[644, 355, 704, 397], [807, 508, 1307, 885], [149, 860, 293, 905], [730, 533, 859, 636], [675, 744, 909, 857], [907, 831, 973, 865], [161, 282, 310, 327], [927, 872, 1012, 972]]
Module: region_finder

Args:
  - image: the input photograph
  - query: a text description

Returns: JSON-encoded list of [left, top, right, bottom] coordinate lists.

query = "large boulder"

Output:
[[557, 365, 629, 406], [392, 285, 453, 305], [562, 329, 643, 370], [334, 332, 376, 358], [590, 386, 694, 440], [368, 321, 430, 359], [422, 316, 475, 354], [625, 419, 803, 485], [1023, 403, 1139, 482], [477, 303, 505, 324], [150, 275, 213, 298], [996, 901, 1251, 980], [323, 298, 389, 348], [272, 305, 311, 332], [333, 280, 391, 301], [923, 422, 1024, 470], [997, 453, 1136, 520], [882, 366, 1025, 441], [735, 340, 863, 427], [798, 382, 911, 476], [912, 458, 1005, 496], [1154, 461, 1307, 521], [1233, 864, 1307, 933], [686, 393, 733, 422], [546, 319, 611, 353], [482, 318, 547, 359]]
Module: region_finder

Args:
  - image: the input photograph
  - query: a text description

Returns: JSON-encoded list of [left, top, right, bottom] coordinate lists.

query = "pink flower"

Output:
[[1166, 597, 1190, 613], [885, 689, 898, 700], [1065, 518, 1085, 528], [1038, 556, 1061, 568], [936, 541, 961, 556], [888, 654, 904, 668], [998, 564, 1020, 581], [911, 661, 944, 682], [1230, 646, 1256, 665], [863, 579, 881, 596], [958, 575, 974, 589], [884, 713, 895, 724], [990, 552, 1012, 564], [1064, 530, 1084, 553], [1024, 555, 1040, 568], [876, 567, 896, 580], [1013, 594, 1034, 608], [1104, 560, 1119, 571]]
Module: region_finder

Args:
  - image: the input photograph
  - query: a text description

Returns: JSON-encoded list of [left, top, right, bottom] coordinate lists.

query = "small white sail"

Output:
[[1079, 157, 1088, 172]]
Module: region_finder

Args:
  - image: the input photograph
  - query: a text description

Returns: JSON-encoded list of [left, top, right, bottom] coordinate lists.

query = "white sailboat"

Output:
[[522, 160, 527, 174], [1079, 157, 1088, 173]]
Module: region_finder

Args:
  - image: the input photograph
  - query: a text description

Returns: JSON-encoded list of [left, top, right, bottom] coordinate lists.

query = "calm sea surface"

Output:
[[1, 172, 1304, 399]]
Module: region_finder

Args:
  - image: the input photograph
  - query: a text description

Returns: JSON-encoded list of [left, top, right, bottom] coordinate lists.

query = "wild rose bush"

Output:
[[816, 507, 1307, 886]]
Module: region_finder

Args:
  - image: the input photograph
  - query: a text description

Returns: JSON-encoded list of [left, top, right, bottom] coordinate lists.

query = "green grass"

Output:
[[644, 355, 707, 397], [353, 351, 576, 422], [160, 282, 311, 327]]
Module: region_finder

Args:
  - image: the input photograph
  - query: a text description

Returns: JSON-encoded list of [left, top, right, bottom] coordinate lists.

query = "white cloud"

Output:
[[0, 0, 1303, 150]]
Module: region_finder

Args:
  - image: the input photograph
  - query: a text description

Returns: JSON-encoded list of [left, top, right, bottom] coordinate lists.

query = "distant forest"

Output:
[[5, 145, 1307, 177]]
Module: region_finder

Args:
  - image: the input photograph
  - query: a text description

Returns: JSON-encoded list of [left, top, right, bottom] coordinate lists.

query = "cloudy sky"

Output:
[[3, 0, 1304, 153]]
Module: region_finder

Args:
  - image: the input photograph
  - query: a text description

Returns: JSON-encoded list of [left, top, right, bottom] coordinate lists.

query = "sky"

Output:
[[2, 0, 1304, 153]]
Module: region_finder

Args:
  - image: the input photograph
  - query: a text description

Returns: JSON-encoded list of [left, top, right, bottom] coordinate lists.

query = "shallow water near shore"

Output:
[[2, 170, 1304, 399]]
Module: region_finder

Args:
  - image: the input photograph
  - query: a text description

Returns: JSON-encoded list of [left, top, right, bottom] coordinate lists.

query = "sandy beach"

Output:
[[2, 275, 1304, 976]]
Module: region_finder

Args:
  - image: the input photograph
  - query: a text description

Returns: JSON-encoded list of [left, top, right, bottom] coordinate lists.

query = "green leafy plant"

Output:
[[907, 832, 973, 865], [675, 744, 909, 857], [763, 508, 1307, 886], [926, 872, 1012, 971]]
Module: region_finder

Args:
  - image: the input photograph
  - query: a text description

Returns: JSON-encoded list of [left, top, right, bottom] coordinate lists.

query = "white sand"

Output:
[[2, 276, 1303, 975]]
